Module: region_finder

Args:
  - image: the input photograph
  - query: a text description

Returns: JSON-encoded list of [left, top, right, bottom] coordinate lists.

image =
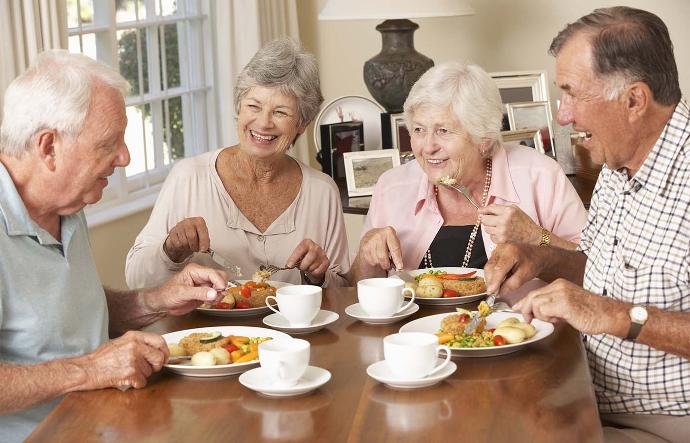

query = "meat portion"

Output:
[[440, 313, 486, 335]]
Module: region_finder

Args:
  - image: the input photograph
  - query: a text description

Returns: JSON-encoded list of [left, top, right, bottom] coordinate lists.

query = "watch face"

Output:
[[630, 306, 648, 322]]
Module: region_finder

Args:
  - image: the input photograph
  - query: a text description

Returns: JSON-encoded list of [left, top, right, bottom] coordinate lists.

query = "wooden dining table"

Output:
[[29, 287, 603, 442]]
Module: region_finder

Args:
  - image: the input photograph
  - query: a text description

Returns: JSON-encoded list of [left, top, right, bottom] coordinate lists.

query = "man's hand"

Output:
[[513, 279, 629, 336], [75, 331, 169, 390], [286, 239, 329, 285], [479, 204, 542, 245], [144, 263, 228, 316], [356, 227, 403, 271], [163, 217, 211, 263], [484, 243, 547, 293]]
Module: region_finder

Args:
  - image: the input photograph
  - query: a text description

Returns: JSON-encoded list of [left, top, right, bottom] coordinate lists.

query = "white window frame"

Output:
[[66, 0, 218, 226]]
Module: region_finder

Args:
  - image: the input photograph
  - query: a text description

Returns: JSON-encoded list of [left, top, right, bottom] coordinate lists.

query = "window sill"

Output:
[[85, 185, 162, 227]]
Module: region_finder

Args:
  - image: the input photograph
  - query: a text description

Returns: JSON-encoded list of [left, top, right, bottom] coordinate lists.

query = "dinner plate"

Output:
[[312, 95, 385, 154], [393, 267, 487, 306], [399, 312, 554, 357], [163, 326, 291, 377], [196, 280, 292, 317]]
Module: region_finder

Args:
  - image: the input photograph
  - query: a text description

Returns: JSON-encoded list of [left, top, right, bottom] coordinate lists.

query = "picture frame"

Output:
[[317, 121, 365, 182], [489, 71, 549, 131], [506, 101, 556, 158], [501, 128, 544, 153], [343, 149, 401, 197], [381, 113, 412, 152]]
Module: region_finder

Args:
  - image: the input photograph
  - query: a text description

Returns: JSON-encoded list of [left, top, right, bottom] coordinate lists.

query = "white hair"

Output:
[[0, 49, 129, 158], [404, 62, 504, 157]]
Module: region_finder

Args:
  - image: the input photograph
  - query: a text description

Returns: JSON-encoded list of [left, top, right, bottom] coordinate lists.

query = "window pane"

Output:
[[79, 0, 94, 24], [80, 33, 97, 60], [156, 0, 178, 16], [66, 0, 79, 28], [118, 29, 149, 96], [125, 104, 153, 177], [116, 0, 147, 22], [161, 24, 180, 89], [68, 35, 82, 53], [163, 96, 184, 165]]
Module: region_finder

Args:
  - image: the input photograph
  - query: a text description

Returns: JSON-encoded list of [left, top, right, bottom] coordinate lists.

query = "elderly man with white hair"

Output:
[[0, 50, 228, 442]]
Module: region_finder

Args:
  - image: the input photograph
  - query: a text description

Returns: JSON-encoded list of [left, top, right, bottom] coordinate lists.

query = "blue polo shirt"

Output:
[[0, 161, 109, 442]]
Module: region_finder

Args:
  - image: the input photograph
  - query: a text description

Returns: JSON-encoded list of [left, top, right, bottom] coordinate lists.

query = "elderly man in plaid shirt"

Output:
[[485, 7, 690, 442]]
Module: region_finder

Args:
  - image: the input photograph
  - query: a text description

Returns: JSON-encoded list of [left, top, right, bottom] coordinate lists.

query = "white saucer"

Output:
[[239, 366, 331, 397], [345, 302, 419, 325], [262, 310, 339, 334], [366, 359, 457, 389]]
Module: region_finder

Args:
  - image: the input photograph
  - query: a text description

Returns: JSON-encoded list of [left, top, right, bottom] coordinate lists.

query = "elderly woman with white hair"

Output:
[[127, 38, 349, 288], [350, 62, 587, 281]]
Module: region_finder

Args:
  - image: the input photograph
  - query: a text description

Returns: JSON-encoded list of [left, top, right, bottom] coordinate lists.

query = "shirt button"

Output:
[[257, 235, 265, 242]]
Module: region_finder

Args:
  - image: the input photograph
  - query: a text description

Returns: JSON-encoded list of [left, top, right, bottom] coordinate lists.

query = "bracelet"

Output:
[[538, 228, 551, 246]]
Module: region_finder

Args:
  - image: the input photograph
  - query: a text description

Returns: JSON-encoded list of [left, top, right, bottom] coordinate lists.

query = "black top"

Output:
[[418, 225, 488, 269]]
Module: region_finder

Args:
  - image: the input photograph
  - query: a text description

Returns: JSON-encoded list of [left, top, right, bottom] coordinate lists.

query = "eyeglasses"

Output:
[[410, 126, 463, 141]]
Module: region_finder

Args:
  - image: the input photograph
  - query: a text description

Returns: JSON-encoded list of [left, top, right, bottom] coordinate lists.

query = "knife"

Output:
[[464, 291, 498, 335], [392, 270, 417, 285], [205, 249, 242, 277]]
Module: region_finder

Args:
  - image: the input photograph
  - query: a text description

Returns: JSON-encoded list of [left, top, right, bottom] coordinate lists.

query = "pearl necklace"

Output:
[[423, 158, 492, 269]]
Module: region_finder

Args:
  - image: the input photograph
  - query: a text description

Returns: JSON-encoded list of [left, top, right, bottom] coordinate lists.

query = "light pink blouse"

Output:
[[362, 143, 588, 269], [126, 149, 350, 288]]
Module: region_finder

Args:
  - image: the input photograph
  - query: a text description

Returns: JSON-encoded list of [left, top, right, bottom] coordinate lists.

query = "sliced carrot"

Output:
[[439, 271, 477, 280]]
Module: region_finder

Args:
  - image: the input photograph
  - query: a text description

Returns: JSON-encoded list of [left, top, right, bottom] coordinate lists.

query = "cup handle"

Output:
[[397, 287, 416, 313], [427, 345, 452, 377], [265, 295, 280, 314]]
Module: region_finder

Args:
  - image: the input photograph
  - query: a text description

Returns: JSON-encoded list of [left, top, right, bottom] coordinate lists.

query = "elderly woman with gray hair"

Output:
[[127, 38, 349, 288], [350, 62, 586, 281]]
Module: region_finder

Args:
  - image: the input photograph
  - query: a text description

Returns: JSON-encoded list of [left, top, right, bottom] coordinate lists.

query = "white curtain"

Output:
[[211, 0, 310, 164], [0, 0, 67, 116]]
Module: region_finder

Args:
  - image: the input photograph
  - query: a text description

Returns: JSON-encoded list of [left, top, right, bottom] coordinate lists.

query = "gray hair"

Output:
[[403, 62, 503, 157], [549, 6, 680, 105], [0, 50, 129, 158], [233, 38, 323, 128]]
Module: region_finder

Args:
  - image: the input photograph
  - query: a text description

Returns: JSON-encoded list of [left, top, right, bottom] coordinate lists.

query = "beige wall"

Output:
[[89, 1, 690, 287]]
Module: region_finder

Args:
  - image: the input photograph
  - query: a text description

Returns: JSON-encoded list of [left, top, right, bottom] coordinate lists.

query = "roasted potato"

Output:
[[416, 276, 444, 298]]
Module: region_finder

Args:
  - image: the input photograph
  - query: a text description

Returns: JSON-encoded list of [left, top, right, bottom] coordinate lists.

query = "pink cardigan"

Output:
[[362, 143, 588, 270]]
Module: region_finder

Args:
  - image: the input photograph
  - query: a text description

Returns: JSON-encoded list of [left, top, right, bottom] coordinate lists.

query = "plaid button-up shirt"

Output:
[[579, 99, 690, 415]]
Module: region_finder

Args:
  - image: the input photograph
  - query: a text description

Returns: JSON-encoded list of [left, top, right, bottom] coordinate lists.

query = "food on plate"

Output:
[[407, 269, 486, 298], [168, 331, 272, 366], [200, 276, 277, 310], [436, 312, 536, 348]]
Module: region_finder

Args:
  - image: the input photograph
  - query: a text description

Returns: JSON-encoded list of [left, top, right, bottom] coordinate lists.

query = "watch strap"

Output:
[[626, 321, 643, 340], [538, 228, 551, 246]]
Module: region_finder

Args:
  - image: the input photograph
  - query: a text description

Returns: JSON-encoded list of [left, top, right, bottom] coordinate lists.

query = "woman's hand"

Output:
[[356, 226, 403, 272], [479, 204, 542, 245], [287, 239, 329, 285], [163, 217, 210, 263]]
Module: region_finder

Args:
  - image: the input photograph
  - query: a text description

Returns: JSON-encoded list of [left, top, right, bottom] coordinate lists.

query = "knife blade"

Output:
[[206, 249, 242, 277], [464, 291, 498, 335], [392, 270, 417, 285]]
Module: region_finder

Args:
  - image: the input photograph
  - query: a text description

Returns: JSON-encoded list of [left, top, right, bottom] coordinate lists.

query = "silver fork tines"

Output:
[[438, 183, 480, 209], [464, 292, 499, 335], [260, 261, 301, 277]]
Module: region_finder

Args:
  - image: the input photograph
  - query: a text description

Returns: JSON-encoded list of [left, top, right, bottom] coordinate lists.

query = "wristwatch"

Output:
[[538, 228, 551, 246], [626, 305, 649, 340]]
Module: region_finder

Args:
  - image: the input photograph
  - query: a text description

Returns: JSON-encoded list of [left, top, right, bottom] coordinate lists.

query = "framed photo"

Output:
[[317, 121, 365, 182], [507, 101, 555, 158], [490, 71, 549, 131], [343, 149, 401, 197], [501, 128, 544, 153], [381, 113, 412, 152]]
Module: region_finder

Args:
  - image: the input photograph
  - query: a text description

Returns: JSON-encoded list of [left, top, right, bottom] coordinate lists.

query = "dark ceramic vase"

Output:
[[363, 19, 434, 113]]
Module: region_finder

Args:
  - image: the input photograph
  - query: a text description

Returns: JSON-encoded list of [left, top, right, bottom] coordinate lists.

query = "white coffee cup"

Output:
[[259, 338, 310, 387], [266, 285, 322, 327], [383, 332, 451, 379], [357, 278, 415, 317]]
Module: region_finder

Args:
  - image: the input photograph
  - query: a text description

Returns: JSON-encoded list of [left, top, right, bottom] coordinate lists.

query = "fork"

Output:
[[259, 261, 301, 277], [437, 182, 480, 209], [464, 291, 498, 334]]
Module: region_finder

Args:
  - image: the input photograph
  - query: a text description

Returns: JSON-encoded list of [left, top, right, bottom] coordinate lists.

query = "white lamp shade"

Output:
[[318, 0, 474, 21]]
